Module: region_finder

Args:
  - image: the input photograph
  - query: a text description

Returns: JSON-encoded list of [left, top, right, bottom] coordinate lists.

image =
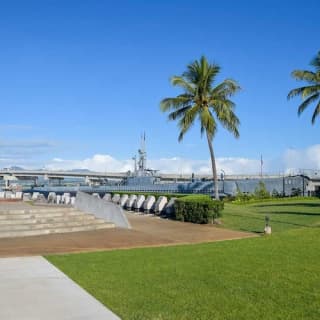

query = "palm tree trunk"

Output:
[[206, 132, 219, 200]]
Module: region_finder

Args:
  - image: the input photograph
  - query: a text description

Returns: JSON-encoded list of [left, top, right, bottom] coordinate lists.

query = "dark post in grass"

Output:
[[221, 169, 225, 194]]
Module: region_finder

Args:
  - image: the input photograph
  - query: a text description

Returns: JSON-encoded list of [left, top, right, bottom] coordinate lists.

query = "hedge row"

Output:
[[173, 195, 224, 224]]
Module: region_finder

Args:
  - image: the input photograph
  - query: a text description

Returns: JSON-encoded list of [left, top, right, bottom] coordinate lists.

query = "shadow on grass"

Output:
[[224, 212, 320, 232], [253, 203, 320, 208], [266, 211, 320, 216], [239, 228, 264, 234]]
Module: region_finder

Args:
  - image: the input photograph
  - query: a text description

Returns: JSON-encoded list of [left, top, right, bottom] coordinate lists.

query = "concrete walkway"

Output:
[[0, 256, 120, 319]]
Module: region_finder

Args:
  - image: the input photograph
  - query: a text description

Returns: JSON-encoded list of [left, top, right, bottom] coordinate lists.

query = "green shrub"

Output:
[[291, 188, 302, 197], [174, 195, 224, 224], [234, 192, 254, 203], [223, 195, 236, 202], [271, 189, 280, 198], [233, 182, 271, 204], [233, 187, 254, 203], [254, 181, 270, 199]]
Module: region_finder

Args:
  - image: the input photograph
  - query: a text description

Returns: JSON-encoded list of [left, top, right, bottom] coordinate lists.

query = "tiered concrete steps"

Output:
[[0, 207, 115, 238]]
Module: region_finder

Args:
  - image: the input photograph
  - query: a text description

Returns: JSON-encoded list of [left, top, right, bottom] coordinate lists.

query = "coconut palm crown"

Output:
[[160, 56, 240, 200], [288, 51, 320, 124]]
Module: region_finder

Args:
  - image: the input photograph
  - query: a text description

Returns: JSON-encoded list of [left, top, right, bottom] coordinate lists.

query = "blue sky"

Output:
[[0, 0, 319, 174]]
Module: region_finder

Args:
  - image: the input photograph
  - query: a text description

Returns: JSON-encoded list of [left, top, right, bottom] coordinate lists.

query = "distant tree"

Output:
[[160, 56, 240, 199], [254, 181, 270, 199], [288, 51, 320, 124], [271, 189, 280, 198]]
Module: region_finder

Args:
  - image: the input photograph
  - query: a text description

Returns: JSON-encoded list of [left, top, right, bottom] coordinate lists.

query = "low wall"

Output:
[[74, 191, 131, 229]]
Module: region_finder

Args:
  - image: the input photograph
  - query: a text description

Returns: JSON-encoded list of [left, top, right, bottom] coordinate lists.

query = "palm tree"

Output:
[[288, 51, 320, 124], [160, 56, 240, 200]]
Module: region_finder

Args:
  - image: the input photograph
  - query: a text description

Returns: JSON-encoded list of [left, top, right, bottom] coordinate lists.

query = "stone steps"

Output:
[[0, 207, 77, 214], [0, 223, 114, 238], [0, 218, 108, 231], [0, 211, 84, 220], [0, 214, 96, 225], [0, 206, 115, 238]]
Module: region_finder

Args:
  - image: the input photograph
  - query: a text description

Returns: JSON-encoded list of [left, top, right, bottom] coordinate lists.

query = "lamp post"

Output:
[[220, 169, 225, 194], [132, 156, 137, 174]]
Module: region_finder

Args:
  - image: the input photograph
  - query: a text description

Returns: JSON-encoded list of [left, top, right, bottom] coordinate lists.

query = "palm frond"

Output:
[[310, 51, 320, 72], [201, 57, 220, 93], [200, 125, 205, 137], [211, 79, 241, 97], [171, 76, 195, 93], [287, 85, 320, 100], [160, 95, 192, 112], [288, 51, 320, 124], [183, 60, 201, 84], [177, 105, 200, 141], [297, 93, 320, 116], [168, 105, 192, 121], [183, 56, 220, 91], [211, 100, 240, 138], [311, 101, 320, 124], [200, 108, 216, 140], [291, 70, 317, 83]]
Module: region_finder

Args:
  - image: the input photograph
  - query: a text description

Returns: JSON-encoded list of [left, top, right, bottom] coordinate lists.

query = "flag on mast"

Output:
[[260, 155, 263, 177]]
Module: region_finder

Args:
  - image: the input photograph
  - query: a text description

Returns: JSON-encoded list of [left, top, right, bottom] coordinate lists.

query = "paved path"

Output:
[[0, 256, 120, 320]]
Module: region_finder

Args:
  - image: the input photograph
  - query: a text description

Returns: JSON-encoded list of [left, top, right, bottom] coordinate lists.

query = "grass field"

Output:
[[222, 198, 320, 233], [47, 198, 320, 320]]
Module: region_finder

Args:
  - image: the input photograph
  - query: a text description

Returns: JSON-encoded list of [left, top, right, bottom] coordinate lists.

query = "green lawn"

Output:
[[46, 199, 320, 319], [221, 198, 320, 233]]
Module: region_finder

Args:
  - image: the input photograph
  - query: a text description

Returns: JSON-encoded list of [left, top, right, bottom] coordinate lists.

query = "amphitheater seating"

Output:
[[0, 206, 115, 238]]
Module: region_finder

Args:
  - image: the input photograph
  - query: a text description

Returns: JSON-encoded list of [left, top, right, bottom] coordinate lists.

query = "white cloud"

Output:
[[46, 154, 133, 172], [2, 143, 320, 175], [149, 157, 261, 175], [44, 144, 320, 175], [216, 157, 261, 175], [43, 154, 262, 175], [283, 144, 320, 173], [148, 158, 209, 174]]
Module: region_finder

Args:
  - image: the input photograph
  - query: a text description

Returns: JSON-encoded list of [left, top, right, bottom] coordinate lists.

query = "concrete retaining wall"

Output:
[[74, 191, 131, 229]]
